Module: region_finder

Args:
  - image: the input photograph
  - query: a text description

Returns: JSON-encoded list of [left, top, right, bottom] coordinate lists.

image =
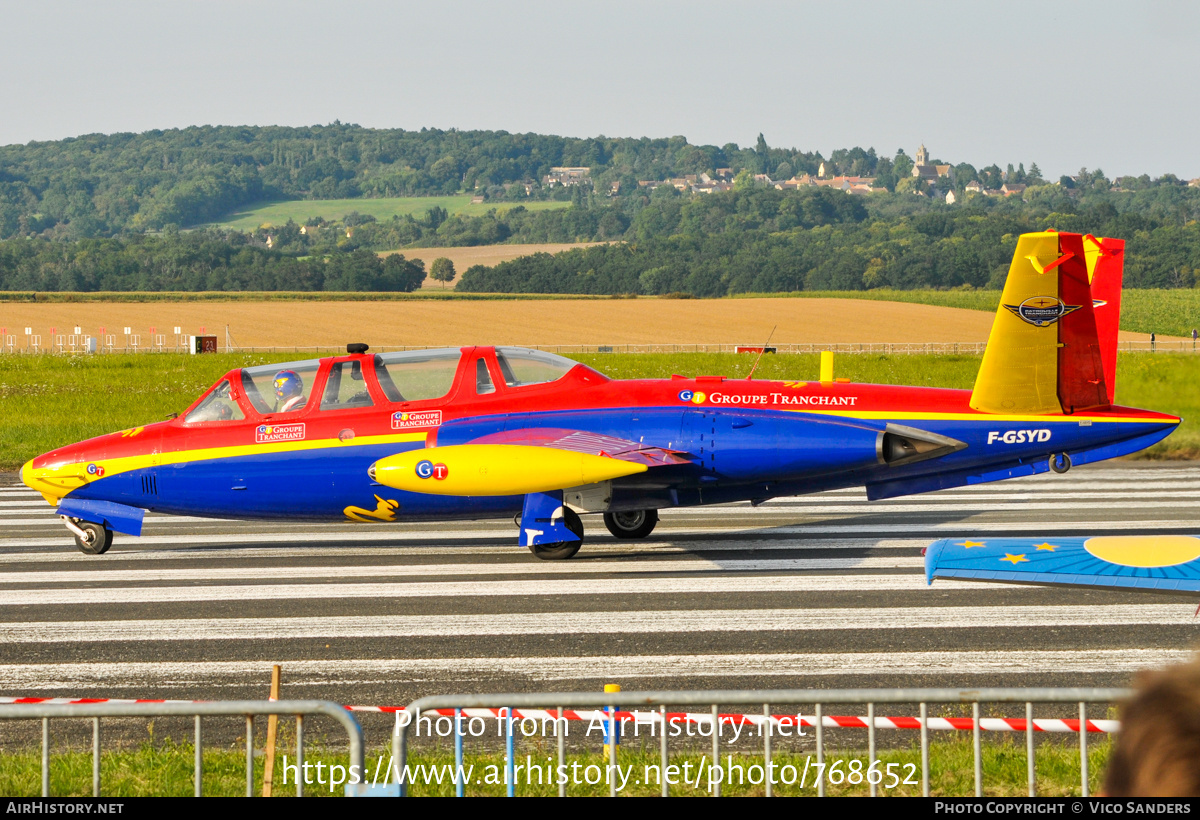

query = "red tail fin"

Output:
[[1084, 235, 1125, 405], [1057, 233, 1108, 412]]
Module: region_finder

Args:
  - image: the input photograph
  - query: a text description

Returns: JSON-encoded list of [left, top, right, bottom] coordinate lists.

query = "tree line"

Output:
[[0, 232, 426, 292], [456, 186, 1200, 295]]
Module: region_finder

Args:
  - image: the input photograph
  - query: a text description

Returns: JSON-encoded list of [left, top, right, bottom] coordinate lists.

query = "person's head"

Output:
[[1104, 656, 1200, 796], [273, 370, 304, 403]]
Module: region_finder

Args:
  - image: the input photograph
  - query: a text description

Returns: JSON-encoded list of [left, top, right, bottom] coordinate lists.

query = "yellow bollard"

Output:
[[603, 683, 620, 757], [820, 350, 835, 383]]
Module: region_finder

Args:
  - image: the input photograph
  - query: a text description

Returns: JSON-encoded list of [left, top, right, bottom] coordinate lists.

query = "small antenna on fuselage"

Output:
[[746, 325, 777, 380]]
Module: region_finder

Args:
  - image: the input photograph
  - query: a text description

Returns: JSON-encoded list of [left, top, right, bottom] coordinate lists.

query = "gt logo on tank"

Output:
[[678, 390, 707, 404], [988, 429, 1052, 444], [86, 463, 105, 478], [415, 459, 449, 480]]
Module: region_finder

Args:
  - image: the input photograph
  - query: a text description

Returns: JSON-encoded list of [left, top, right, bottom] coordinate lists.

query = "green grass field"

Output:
[[0, 351, 1195, 472], [0, 738, 1108, 797], [207, 196, 571, 231], [742, 289, 1200, 338]]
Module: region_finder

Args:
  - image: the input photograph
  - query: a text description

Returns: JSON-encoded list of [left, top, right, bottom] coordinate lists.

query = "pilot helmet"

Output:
[[273, 370, 304, 401]]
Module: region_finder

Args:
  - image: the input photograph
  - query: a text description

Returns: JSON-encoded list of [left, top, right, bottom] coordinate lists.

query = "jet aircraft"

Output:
[[21, 231, 1179, 559]]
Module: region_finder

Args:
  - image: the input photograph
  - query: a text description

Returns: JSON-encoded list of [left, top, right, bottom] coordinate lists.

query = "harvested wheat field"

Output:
[[382, 243, 607, 288], [0, 298, 1167, 349]]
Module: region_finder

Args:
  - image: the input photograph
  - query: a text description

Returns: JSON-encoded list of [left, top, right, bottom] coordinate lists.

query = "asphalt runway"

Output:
[[2, 464, 1198, 715]]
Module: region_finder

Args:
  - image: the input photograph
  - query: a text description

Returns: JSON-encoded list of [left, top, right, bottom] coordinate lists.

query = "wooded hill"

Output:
[[2, 125, 1200, 294]]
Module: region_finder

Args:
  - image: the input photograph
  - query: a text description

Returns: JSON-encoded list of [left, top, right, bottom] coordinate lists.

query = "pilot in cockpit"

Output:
[[273, 370, 307, 412]]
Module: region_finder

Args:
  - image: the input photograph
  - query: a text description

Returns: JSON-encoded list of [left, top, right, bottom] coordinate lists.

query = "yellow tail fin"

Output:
[[971, 231, 1119, 415]]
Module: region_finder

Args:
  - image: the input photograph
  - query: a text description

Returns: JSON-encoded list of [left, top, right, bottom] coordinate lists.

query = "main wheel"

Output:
[[603, 509, 658, 539], [74, 521, 113, 555], [1049, 452, 1072, 474], [527, 508, 584, 561]]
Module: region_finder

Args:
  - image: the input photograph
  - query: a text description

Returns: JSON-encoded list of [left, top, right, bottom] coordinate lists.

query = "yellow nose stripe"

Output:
[[1084, 535, 1200, 568]]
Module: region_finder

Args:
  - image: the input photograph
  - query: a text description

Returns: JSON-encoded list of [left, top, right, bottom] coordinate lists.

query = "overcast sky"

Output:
[[4, 0, 1199, 179]]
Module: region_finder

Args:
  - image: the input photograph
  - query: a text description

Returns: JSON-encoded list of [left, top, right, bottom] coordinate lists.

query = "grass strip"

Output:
[[736, 289, 1200, 338], [0, 737, 1110, 797]]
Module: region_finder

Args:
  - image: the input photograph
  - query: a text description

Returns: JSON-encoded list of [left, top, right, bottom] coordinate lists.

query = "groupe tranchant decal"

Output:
[[255, 423, 307, 444], [678, 390, 858, 407], [392, 410, 443, 430]]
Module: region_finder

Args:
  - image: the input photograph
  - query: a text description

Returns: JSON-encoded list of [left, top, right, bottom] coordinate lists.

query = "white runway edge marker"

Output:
[[0, 538, 930, 562], [0, 556, 924, 585], [3, 603, 1195, 644], [0, 574, 1009, 606], [0, 649, 1189, 688]]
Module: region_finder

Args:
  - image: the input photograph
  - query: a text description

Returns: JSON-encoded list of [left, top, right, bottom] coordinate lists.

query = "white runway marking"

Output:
[[0, 556, 923, 585], [0, 538, 929, 562], [4, 604, 1194, 643], [0, 649, 1188, 688], [0, 574, 1002, 606]]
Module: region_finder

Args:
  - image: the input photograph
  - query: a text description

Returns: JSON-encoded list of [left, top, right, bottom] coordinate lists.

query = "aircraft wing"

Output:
[[466, 427, 693, 467], [925, 535, 1200, 594]]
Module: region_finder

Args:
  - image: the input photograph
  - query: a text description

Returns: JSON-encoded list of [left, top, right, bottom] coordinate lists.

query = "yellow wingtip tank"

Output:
[[370, 444, 649, 496], [970, 232, 1067, 415]]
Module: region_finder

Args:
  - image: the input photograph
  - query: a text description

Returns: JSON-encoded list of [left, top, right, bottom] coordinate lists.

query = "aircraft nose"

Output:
[[21, 456, 88, 506]]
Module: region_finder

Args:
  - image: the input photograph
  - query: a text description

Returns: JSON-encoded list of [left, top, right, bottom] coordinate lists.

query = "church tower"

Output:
[[915, 144, 929, 167]]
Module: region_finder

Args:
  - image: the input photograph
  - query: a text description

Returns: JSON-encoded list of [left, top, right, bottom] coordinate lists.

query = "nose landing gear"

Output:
[[527, 508, 584, 560], [61, 517, 113, 555]]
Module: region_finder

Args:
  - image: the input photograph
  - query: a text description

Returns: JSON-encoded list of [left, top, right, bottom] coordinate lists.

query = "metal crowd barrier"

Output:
[[0, 700, 364, 798], [0, 340, 1193, 355], [395, 687, 1130, 798]]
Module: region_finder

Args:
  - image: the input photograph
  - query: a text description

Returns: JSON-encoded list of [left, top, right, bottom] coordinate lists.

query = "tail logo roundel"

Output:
[[1004, 296, 1082, 327]]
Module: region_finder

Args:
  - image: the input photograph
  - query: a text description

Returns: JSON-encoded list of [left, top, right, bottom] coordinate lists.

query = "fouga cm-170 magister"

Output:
[[21, 231, 1180, 559]]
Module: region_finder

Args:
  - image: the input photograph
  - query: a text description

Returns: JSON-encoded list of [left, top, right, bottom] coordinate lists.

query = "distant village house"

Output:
[[543, 166, 591, 187]]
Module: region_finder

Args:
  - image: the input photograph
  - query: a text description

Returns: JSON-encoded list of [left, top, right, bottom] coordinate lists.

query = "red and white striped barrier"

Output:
[[379, 706, 1118, 734], [2, 697, 1117, 734]]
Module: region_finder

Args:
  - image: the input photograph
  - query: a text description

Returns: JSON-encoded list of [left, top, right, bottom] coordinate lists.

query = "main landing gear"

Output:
[[62, 517, 113, 555], [527, 508, 584, 561], [603, 509, 659, 540]]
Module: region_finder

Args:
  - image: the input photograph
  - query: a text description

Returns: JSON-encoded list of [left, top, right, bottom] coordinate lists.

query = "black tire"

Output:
[[527, 508, 584, 561], [74, 521, 113, 555], [1049, 452, 1072, 474], [603, 509, 659, 539]]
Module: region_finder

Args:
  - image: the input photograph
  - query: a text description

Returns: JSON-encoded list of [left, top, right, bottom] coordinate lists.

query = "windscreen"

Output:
[[183, 380, 246, 423]]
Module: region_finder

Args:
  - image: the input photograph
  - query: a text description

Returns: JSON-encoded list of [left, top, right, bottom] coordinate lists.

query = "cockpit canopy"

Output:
[[182, 346, 598, 424]]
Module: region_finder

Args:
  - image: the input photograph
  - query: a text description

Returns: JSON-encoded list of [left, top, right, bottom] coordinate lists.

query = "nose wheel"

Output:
[[527, 508, 584, 561], [63, 518, 113, 555]]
